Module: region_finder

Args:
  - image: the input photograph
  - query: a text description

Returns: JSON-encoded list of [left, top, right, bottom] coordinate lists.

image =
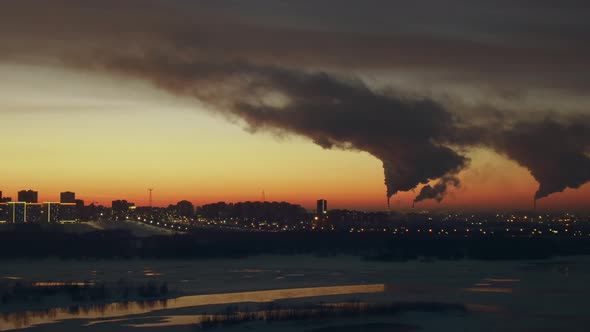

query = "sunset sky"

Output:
[[1, 1, 589, 211]]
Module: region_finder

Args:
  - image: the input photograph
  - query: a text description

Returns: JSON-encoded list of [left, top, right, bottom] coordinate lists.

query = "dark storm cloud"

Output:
[[1, 0, 589, 203]]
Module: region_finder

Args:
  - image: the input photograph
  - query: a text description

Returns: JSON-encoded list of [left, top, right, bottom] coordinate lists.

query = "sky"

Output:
[[0, 1, 589, 211]]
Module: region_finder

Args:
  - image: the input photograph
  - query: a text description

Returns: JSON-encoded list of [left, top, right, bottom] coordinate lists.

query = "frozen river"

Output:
[[1, 255, 589, 331]]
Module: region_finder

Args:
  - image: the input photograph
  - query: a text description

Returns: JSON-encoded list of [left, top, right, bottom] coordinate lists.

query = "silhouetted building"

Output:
[[57, 203, 77, 222], [81, 202, 104, 221], [60, 191, 76, 203], [0, 191, 10, 203], [176, 200, 195, 219], [42, 202, 61, 223], [56, 192, 78, 221], [317, 199, 328, 215], [314, 199, 328, 227], [5, 202, 26, 223], [75, 199, 85, 219], [197, 201, 308, 225], [112, 200, 135, 220], [2, 202, 42, 223], [26, 204, 42, 223], [18, 190, 38, 203], [0, 203, 7, 222]]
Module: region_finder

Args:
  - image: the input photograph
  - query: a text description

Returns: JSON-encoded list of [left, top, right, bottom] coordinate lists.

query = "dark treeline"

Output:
[[328, 210, 391, 228], [197, 201, 308, 223], [1, 225, 590, 261]]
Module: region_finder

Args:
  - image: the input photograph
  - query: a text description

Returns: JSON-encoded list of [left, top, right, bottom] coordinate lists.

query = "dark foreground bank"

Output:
[[1, 224, 590, 261]]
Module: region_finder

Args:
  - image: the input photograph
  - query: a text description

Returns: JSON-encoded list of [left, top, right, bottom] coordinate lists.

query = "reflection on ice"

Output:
[[122, 300, 467, 328], [0, 284, 385, 331], [463, 287, 513, 293], [32, 282, 95, 287], [483, 278, 520, 283]]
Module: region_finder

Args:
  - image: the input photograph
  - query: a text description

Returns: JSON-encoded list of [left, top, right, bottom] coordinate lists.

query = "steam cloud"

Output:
[[1, 1, 590, 205]]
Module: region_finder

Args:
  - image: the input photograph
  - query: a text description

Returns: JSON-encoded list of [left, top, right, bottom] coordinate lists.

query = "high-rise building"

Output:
[[0, 202, 7, 222], [316, 199, 328, 215], [6, 202, 26, 223], [42, 202, 61, 223], [18, 190, 38, 203], [26, 204, 42, 223], [74, 199, 85, 220], [60, 191, 76, 203], [58, 203, 78, 222], [315, 199, 328, 226]]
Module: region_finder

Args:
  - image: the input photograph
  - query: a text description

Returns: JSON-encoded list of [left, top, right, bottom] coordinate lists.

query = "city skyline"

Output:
[[1, 1, 589, 212], [0, 186, 587, 213]]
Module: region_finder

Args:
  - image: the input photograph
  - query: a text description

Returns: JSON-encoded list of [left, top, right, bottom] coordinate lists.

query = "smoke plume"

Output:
[[414, 176, 462, 204], [84, 54, 590, 203], [91, 56, 470, 200], [490, 119, 590, 200]]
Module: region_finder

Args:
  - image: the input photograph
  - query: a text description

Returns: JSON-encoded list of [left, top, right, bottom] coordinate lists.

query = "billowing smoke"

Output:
[[490, 119, 590, 200], [414, 175, 462, 204], [84, 55, 589, 204], [91, 57, 470, 201]]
